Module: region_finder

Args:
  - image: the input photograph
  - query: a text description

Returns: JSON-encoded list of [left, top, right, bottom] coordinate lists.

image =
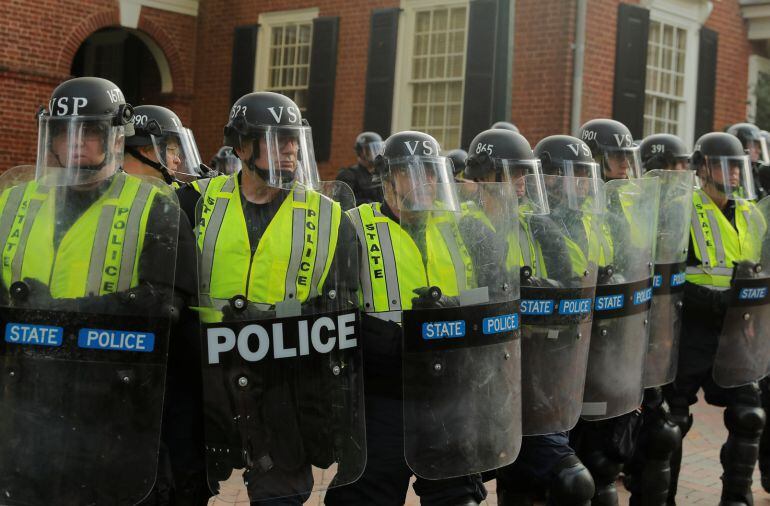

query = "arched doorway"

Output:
[[71, 27, 173, 107]]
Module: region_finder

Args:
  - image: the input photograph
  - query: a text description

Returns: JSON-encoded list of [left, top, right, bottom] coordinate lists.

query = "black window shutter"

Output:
[[694, 28, 718, 139], [306, 17, 340, 162], [230, 25, 259, 107], [461, 0, 499, 150], [363, 8, 400, 137], [612, 3, 649, 139]]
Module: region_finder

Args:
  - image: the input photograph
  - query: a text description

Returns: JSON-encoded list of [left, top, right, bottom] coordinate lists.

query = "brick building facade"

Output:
[[2, 0, 769, 178]]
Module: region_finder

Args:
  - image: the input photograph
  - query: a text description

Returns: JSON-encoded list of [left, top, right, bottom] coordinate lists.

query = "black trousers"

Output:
[[324, 395, 487, 506]]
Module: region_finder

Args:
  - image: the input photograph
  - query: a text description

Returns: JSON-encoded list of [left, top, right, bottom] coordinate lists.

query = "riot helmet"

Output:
[[639, 133, 690, 173], [37, 77, 134, 185], [446, 149, 468, 177], [534, 135, 601, 179], [491, 121, 520, 133], [354, 131, 385, 165], [692, 132, 756, 200], [126, 105, 204, 183], [210, 146, 241, 175], [727, 122, 769, 165], [224, 92, 318, 189], [375, 131, 458, 212], [466, 128, 546, 212], [578, 118, 641, 180]]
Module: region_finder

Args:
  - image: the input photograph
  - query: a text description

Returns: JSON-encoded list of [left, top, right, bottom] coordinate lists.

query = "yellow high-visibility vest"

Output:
[[686, 189, 764, 288], [0, 173, 157, 298]]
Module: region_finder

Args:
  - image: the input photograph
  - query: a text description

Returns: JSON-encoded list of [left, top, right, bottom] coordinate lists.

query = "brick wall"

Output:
[[0, 0, 196, 172], [192, 0, 398, 179], [704, 0, 752, 131], [511, 0, 577, 145]]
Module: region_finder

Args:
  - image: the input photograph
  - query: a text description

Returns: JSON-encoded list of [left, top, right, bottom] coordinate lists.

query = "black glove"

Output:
[[10, 278, 53, 307], [411, 286, 459, 309]]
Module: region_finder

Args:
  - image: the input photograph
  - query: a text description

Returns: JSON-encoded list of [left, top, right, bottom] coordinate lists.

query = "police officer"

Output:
[[622, 133, 692, 505], [727, 122, 768, 199], [335, 131, 385, 204], [664, 132, 767, 505], [0, 77, 198, 505], [569, 118, 648, 506], [209, 146, 242, 175], [464, 130, 596, 506], [180, 91, 360, 505], [324, 130, 491, 506], [125, 104, 207, 187]]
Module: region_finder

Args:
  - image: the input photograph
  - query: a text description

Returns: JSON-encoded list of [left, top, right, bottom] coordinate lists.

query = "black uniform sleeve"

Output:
[[529, 215, 573, 283], [335, 167, 359, 196], [176, 183, 202, 229]]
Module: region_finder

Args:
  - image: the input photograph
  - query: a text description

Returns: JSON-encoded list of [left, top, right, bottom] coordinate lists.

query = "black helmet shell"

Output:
[[446, 149, 468, 176], [382, 131, 441, 159], [578, 118, 634, 156], [355, 131, 383, 152], [127, 105, 183, 147], [693, 132, 745, 160], [534, 135, 594, 172], [466, 129, 533, 179], [639, 133, 689, 172], [224, 92, 303, 146], [491, 121, 519, 133], [46, 77, 134, 135], [726, 123, 761, 147]]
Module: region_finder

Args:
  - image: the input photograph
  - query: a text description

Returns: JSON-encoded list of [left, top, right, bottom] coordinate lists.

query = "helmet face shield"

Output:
[[150, 126, 203, 182], [599, 145, 642, 180], [359, 140, 385, 163], [494, 159, 549, 215], [747, 136, 769, 165], [697, 155, 756, 200], [36, 114, 123, 186], [381, 155, 459, 211], [548, 160, 602, 180], [262, 125, 319, 189]]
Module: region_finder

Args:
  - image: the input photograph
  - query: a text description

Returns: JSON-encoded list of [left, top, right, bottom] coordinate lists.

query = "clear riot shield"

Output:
[[581, 177, 660, 421], [0, 166, 179, 505], [712, 196, 770, 388], [519, 174, 602, 435], [197, 181, 365, 502], [642, 170, 694, 388], [399, 181, 521, 480]]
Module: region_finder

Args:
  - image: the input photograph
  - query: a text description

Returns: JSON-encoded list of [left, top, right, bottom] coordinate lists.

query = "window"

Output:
[[255, 9, 318, 113], [643, 20, 688, 137], [393, 1, 469, 150]]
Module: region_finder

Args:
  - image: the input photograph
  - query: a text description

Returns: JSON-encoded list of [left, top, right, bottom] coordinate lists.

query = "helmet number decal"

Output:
[[651, 144, 666, 154], [106, 88, 125, 104], [230, 105, 248, 119], [133, 115, 149, 127], [475, 143, 494, 156]]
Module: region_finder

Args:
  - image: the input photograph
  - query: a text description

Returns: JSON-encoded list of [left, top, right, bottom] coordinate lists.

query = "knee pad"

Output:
[[548, 456, 595, 506], [724, 404, 766, 438], [580, 450, 622, 487], [668, 405, 693, 439], [645, 419, 682, 460]]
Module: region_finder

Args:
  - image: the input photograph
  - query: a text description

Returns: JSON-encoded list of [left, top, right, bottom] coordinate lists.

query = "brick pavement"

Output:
[[208, 399, 770, 506]]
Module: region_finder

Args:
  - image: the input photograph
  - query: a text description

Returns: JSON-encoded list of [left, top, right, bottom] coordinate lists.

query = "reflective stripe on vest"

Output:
[[348, 203, 471, 316], [517, 217, 548, 276], [687, 189, 763, 288], [0, 173, 155, 297], [197, 175, 340, 305]]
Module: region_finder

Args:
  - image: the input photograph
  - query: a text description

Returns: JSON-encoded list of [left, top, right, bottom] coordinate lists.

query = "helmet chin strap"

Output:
[[127, 147, 175, 185]]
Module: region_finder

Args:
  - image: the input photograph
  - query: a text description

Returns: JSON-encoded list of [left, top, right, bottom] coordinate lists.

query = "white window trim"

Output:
[[641, 0, 710, 146], [391, 0, 470, 141], [254, 7, 319, 93], [747, 54, 770, 123]]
